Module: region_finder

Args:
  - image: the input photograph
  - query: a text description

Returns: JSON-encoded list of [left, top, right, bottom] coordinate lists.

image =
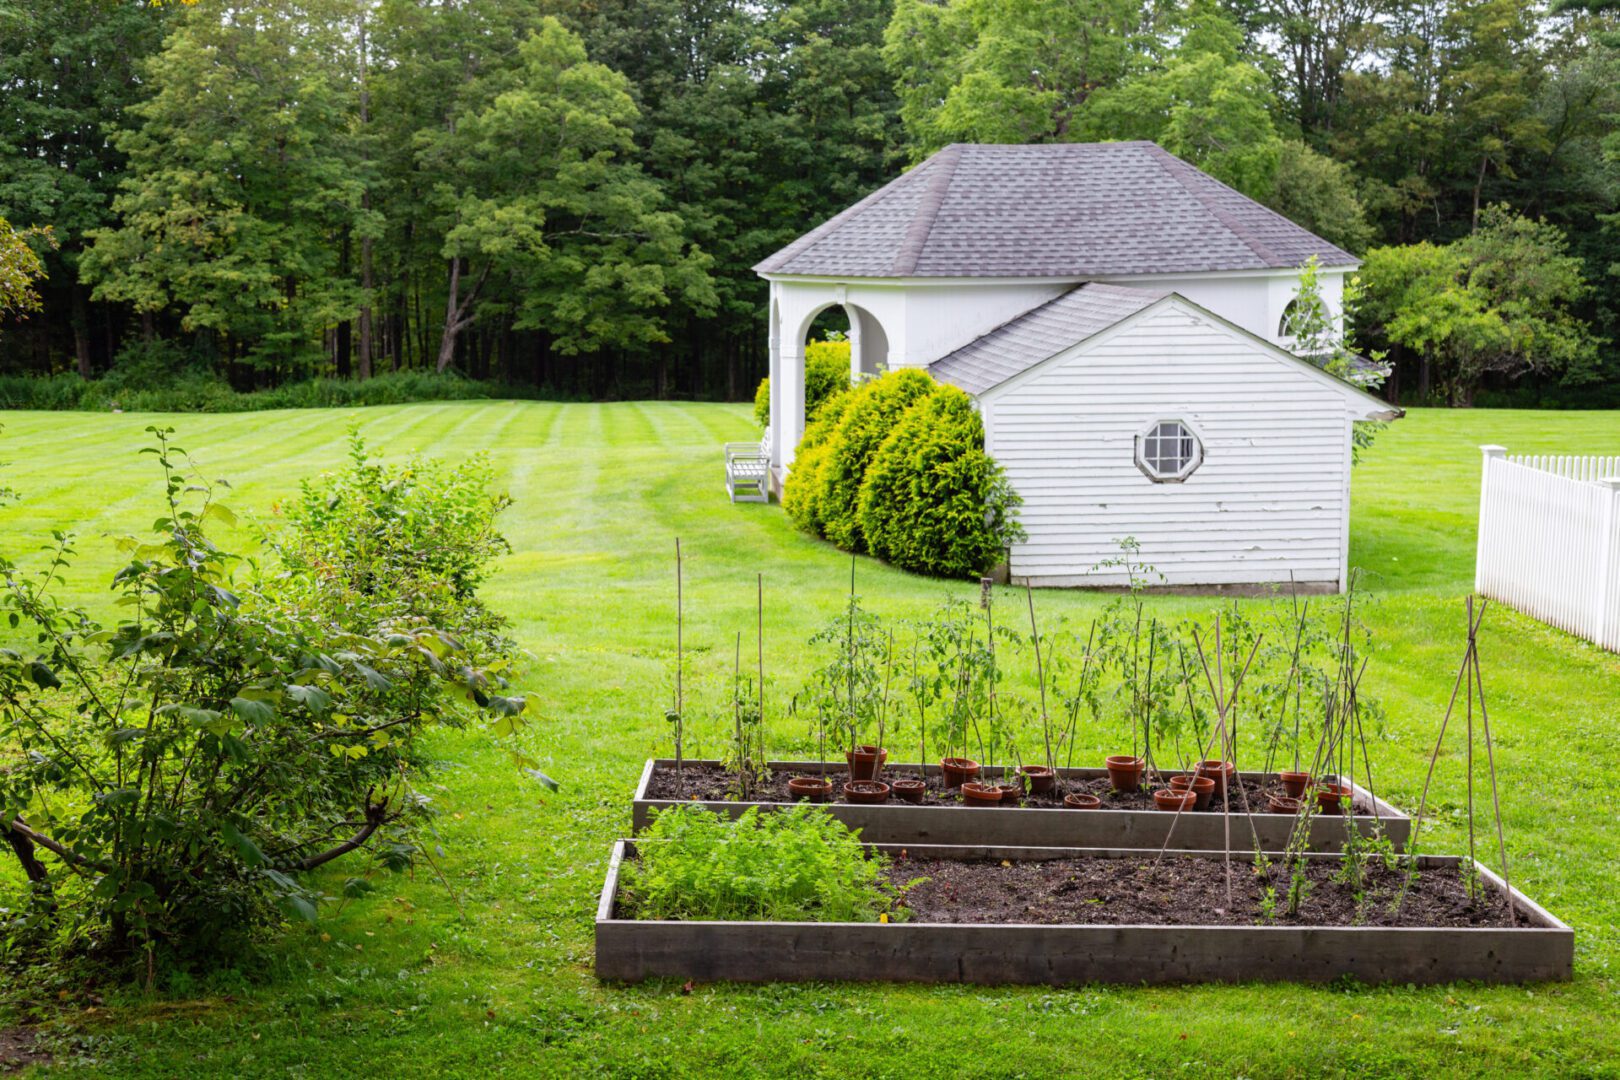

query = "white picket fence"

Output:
[[1474, 445, 1620, 653]]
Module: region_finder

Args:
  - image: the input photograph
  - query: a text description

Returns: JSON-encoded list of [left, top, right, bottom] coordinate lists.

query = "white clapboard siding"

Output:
[[1475, 447, 1620, 653], [985, 303, 1357, 589]]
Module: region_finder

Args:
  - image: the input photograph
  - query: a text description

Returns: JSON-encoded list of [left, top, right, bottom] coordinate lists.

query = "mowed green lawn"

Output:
[[1, 402, 1618, 1078]]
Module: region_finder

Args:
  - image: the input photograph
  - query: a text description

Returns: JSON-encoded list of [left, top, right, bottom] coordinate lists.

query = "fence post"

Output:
[[1596, 478, 1620, 651], [1476, 445, 1508, 595]]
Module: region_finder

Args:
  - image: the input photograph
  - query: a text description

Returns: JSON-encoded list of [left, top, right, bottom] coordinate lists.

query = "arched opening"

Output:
[[771, 297, 893, 474]]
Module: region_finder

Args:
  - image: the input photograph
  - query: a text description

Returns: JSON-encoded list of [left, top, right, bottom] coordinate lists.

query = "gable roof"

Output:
[[929, 283, 1402, 421], [929, 283, 1169, 395], [754, 142, 1357, 279]]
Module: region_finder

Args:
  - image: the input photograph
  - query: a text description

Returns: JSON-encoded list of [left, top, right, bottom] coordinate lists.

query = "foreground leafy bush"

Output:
[[812, 368, 937, 551], [752, 337, 853, 428], [858, 385, 1025, 578], [0, 430, 529, 973], [621, 805, 897, 923], [268, 433, 515, 664]]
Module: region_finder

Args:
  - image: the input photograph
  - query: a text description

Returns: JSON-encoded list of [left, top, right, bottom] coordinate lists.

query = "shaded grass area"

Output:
[[0, 403, 1616, 1077]]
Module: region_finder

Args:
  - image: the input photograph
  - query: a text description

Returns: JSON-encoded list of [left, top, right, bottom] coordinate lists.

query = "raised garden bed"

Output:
[[633, 759, 1410, 851], [596, 841, 1571, 986]]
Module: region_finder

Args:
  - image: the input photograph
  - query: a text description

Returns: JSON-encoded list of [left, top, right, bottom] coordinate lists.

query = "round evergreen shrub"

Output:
[[858, 385, 1026, 579], [781, 386, 853, 534], [816, 367, 938, 551], [752, 338, 852, 428]]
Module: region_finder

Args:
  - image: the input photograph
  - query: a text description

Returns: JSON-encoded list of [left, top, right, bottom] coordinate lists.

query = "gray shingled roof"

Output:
[[754, 142, 1357, 279], [929, 283, 1168, 395]]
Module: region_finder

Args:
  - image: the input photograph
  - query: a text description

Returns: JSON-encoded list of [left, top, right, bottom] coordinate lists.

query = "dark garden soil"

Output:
[[645, 761, 1374, 816], [0, 1029, 48, 1072], [882, 854, 1532, 929]]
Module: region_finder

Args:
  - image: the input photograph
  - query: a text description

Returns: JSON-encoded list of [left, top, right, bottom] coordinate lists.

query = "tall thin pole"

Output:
[[674, 539, 684, 792]]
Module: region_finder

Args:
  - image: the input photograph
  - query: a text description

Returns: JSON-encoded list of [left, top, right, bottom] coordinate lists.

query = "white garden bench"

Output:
[[724, 438, 770, 503]]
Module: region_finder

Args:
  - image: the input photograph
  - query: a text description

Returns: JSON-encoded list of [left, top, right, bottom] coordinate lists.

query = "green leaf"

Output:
[[230, 696, 276, 724], [26, 661, 60, 690], [222, 821, 266, 866]]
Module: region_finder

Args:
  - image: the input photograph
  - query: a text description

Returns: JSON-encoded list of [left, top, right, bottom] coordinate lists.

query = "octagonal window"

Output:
[[1135, 420, 1202, 483]]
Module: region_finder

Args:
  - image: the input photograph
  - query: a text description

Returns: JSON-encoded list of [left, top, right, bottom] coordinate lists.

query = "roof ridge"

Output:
[[890, 143, 964, 275], [1142, 143, 1284, 267]]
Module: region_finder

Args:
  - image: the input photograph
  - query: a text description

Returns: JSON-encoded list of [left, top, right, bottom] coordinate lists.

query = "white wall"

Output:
[[984, 301, 1359, 589], [1090, 269, 1344, 347], [765, 269, 1346, 471]]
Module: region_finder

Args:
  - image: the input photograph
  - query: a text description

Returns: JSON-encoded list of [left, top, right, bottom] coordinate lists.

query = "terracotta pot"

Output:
[[1153, 788, 1198, 812], [991, 781, 1022, 803], [1279, 770, 1312, 799], [1063, 793, 1102, 810], [1195, 759, 1236, 798], [1169, 774, 1216, 812], [890, 778, 927, 804], [1316, 781, 1354, 815], [1105, 754, 1146, 793], [940, 757, 982, 789], [788, 776, 833, 803], [960, 781, 1004, 807], [845, 745, 889, 782], [1019, 765, 1057, 794], [1268, 794, 1302, 815], [842, 780, 891, 805]]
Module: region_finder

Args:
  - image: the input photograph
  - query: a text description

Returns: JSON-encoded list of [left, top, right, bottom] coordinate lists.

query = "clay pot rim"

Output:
[[960, 781, 1002, 795], [1105, 754, 1146, 769], [1019, 764, 1056, 775], [889, 778, 927, 789], [842, 780, 891, 793], [941, 756, 981, 769], [1279, 769, 1311, 779], [1169, 774, 1216, 791], [788, 776, 834, 790], [1195, 759, 1235, 772], [1063, 793, 1102, 809], [1317, 782, 1354, 797], [1152, 788, 1198, 809]]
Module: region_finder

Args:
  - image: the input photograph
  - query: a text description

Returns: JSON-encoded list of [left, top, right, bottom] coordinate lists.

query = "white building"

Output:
[[755, 141, 1401, 591]]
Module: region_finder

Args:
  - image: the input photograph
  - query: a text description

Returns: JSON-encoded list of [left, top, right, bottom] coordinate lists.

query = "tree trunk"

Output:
[[70, 284, 92, 378], [357, 8, 374, 380], [437, 258, 461, 372], [335, 318, 352, 378]]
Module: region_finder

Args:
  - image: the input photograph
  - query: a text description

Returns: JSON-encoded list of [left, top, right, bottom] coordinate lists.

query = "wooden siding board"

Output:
[[990, 304, 1351, 588]]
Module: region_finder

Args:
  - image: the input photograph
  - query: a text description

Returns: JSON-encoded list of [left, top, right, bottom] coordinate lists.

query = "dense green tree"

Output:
[[422, 19, 715, 371], [884, 0, 1143, 156], [1354, 206, 1601, 403], [0, 0, 174, 374], [80, 0, 363, 373]]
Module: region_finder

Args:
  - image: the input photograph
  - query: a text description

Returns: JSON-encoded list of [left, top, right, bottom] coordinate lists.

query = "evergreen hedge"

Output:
[[752, 338, 853, 428], [858, 385, 1025, 578], [783, 369, 1024, 580], [813, 368, 937, 551], [781, 387, 853, 535]]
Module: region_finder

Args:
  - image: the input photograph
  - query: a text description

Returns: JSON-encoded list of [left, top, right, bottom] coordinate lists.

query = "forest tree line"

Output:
[[1, 0, 1618, 406]]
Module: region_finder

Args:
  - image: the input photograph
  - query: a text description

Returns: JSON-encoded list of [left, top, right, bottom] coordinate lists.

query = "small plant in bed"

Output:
[[621, 805, 910, 923]]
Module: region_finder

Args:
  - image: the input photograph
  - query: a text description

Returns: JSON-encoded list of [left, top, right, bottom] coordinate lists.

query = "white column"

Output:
[[781, 340, 805, 469], [1595, 477, 1620, 651], [767, 292, 782, 470], [1476, 445, 1507, 595]]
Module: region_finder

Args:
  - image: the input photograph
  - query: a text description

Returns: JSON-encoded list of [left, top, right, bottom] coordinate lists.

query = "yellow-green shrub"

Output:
[[781, 387, 853, 534], [857, 385, 1025, 578], [752, 338, 852, 428], [816, 368, 937, 551]]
